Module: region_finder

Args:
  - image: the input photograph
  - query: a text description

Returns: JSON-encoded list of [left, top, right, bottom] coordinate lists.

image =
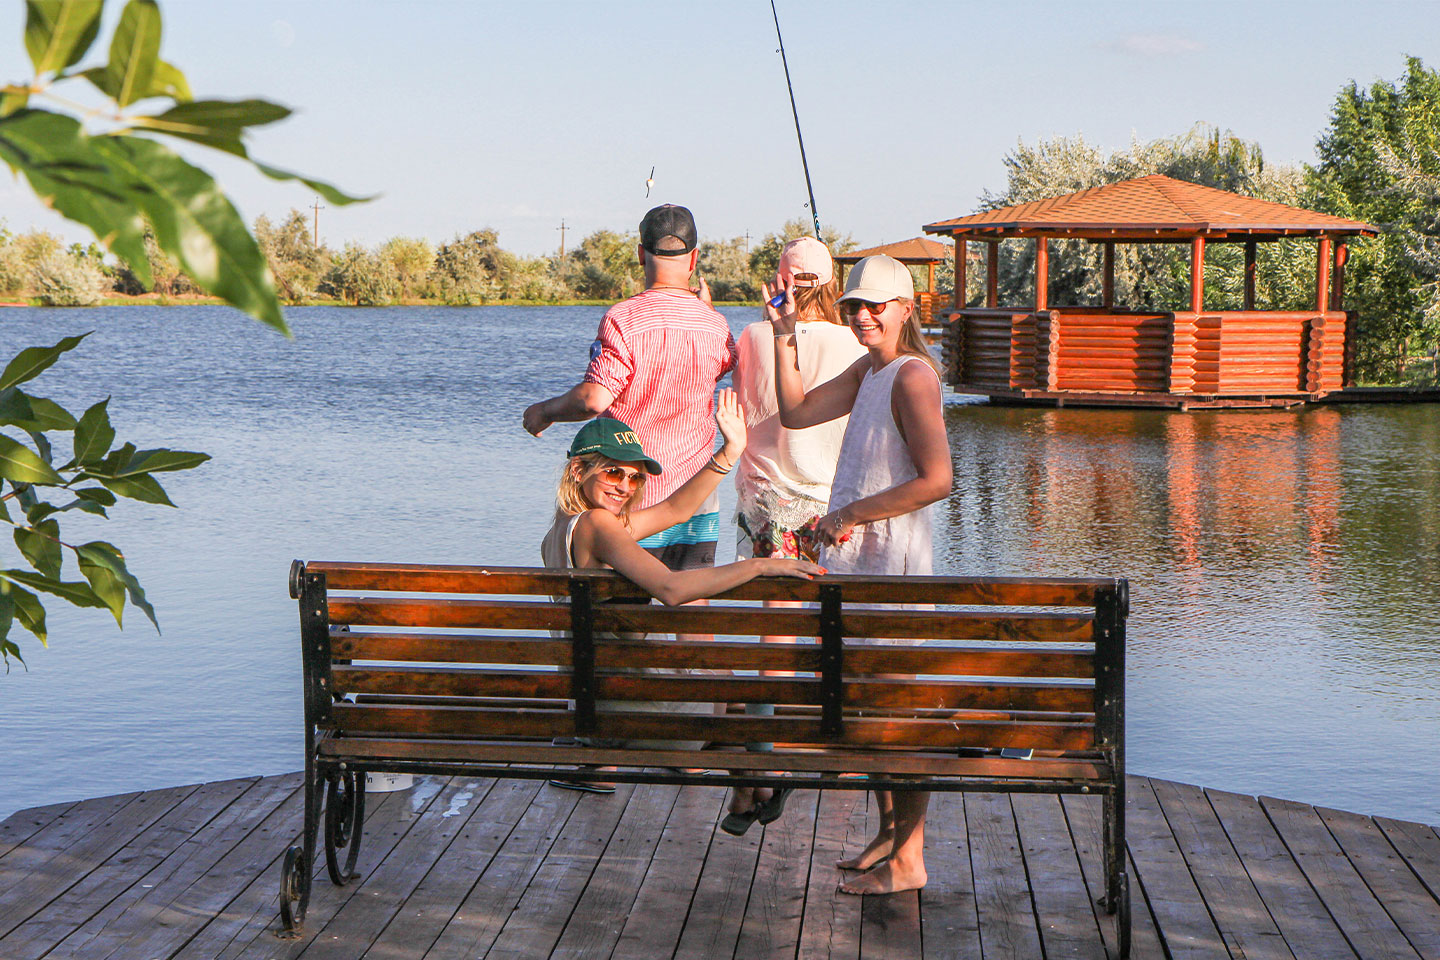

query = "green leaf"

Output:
[[0, 596, 14, 665], [0, 334, 89, 390], [72, 398, 114, 465], [89, 134, 288, 334], [76, 552, 124, 625], [27, 429, 52, 466], [1, 568, 106, 608], [98, 442, 136, 475], [137, 99, 292, 157], [147, 59, 191, 102], [24, 0, 104, 76], [74, 486, 116, 506], [15, 520, 62, 578], [66, 499, 108, 517], [97, 472, 173, 506], [0, 90, 30, 119], [103, 0, 162, 108], [23, 396, 77, 431], [5, 580, 47, 644], [254, 159, 373, 207], [0, 434, 62, 484], [0, 388, 37, 426], [0, 637, 24, 670], [25, 499, 58, 523], [119, 447, 209, 476], [0, 110, 152, 287], [77, 541, 157, 630]]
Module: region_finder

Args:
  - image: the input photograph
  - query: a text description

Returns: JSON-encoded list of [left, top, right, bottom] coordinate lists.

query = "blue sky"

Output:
[[3, 1, 1438, 256]]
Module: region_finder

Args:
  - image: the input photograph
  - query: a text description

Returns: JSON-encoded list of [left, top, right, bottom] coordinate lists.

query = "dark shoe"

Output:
[[999, 748, 1034, 760], [756, 787, 792, 825], [720, 805, 762, 836], [548, 779, 616, 794]]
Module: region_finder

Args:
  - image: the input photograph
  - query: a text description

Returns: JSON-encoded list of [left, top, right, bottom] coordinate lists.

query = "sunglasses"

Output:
[[840, 298, 894, 318], [595, 465, 646, 488]]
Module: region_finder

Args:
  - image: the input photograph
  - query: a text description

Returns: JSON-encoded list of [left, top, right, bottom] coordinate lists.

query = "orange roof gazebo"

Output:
[[835, 236, 959, 294], [921, 175, 1378, 407]]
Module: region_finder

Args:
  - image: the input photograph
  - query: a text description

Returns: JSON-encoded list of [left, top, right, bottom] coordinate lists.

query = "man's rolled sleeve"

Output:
[[584, 312, 634, 398]]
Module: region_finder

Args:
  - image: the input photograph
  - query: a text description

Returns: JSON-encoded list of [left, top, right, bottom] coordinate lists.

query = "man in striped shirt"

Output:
[[523, 204, 737, 571]]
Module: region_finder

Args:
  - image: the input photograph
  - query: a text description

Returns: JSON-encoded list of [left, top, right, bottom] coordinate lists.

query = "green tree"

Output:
[[255, 209, 329, 302], [381, 236, 434, 300], [0, 0, 361, 667], [432, 229, 510, 304], [748, 218, 855, 287], [1308, 57, 1440, 382], [324, 242, 398, 305], [698, 236, 758, 302], [564, 229, 641, 300]]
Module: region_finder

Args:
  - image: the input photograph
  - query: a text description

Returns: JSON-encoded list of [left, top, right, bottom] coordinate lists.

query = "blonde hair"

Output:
[[895, 299, 943, 375], [555, 453, 646, 525], [793, 278, 842, 325]]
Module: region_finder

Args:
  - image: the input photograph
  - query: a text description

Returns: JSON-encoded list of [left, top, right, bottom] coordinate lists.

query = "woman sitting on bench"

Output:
[[541, 390, 824, 792]]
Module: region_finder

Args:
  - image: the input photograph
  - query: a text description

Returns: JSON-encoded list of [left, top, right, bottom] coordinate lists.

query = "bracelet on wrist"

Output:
[[773, 332, 795, 343], [707, 455, 733, 475]]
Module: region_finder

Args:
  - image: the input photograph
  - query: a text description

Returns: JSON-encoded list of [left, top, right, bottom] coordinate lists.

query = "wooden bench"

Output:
[[280, 559, 1131, 954]]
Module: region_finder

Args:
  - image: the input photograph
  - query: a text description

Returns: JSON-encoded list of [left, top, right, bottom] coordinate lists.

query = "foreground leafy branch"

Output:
[[0, 0, 366, 667], [1, 335, 209, 667]]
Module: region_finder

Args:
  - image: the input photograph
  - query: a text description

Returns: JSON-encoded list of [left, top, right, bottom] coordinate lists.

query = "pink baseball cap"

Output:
[[777, 236, 834, 288]]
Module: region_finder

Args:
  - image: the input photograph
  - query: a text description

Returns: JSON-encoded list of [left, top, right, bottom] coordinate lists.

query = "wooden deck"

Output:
[[2, 773, 1437, 959]]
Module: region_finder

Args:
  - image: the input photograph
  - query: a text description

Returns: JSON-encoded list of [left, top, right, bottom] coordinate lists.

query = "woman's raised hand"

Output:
[[761, 279, 797, 336], [714, 387, 747, 464]]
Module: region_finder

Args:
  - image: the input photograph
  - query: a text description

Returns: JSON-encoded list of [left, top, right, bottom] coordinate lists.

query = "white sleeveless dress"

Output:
[[820, 355, 936, 578]]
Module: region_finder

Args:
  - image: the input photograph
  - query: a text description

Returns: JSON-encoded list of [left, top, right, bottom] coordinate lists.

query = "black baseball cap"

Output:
[[639, 204, 698, 257]]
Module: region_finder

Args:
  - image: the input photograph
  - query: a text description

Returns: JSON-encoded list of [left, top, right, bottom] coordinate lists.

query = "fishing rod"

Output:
[[770, 0, 821, 241]]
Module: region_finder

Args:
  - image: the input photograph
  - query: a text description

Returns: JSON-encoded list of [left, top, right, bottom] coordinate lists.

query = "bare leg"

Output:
[[837, 790, 895, 869], [839, 790, 929, 894]]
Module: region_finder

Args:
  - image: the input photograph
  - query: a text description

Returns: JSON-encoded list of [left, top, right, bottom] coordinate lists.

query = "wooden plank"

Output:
[[312, 562, 1108, 607], [917, 791, 983, 959], [0, 776, 253, 960], [418, 781, 584, 960], [672, 790, 765, 960], [216, 784, 443, 960], [159, 776, 389, 959], [0, 800, 76, 863], [328, 704, 1097, 750], [480, 780, 638, 960], [48, 773, 302, 960], [0, 784, 194, 939], [1060, 791, 1166, 959], [548, 780, 682, 959], [0, 790, 142, 901], [1148, 778, 1293, 959], [1261, 795, 1421, 960], [863, 886, 923, 959], [610, 785, 729, 960], [319, 737, 1110, 782], [798, 789, 866, 960], [1375, 816, 1440, 904], [1126, 778, 1227, 959], [333, 667, 1096, 714], [965, 792, 1042, 959], [1011, 793, 1106, 959], [1206, 790, 1355, 959], [732, 788, 821, 959], [1317, 806, 1440, 960], [360, 777, 543, 958], [299, 777, 497, 960]]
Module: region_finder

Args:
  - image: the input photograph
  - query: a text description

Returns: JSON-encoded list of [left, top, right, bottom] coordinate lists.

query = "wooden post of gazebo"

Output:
[[1243, 240, 1257, 311], [1035, 238, 1049, 311], [987, 242, 999, 308], [1102, 242, 1115, 308], [1190, 238, 1205, 314], [953, 239, 966, 308]]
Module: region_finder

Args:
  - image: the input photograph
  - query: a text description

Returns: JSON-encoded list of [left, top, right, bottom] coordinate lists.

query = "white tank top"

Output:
[[820, 355, 936, 576]]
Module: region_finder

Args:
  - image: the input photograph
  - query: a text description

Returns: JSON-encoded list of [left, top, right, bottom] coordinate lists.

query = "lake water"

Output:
[[2, 306, 1437, 823]]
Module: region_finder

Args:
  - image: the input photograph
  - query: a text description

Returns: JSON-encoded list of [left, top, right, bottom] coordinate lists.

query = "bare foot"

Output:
[[837, 859, 928, 895], [835, 832, 893, 871], [727, 786, 772, 816]]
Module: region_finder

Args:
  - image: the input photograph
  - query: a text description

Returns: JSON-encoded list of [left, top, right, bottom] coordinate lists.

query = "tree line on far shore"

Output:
[[1, 57, 1435, 384]]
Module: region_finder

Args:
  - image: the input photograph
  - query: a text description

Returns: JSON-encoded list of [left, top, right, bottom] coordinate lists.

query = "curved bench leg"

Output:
[[325, 768, 364, 885], [279, 765, 323, 935]]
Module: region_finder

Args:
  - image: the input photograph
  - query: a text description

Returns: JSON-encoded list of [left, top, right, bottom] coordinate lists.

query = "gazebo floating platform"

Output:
[[3, 772, 1438, 959], [925, 175, 1379, 409]]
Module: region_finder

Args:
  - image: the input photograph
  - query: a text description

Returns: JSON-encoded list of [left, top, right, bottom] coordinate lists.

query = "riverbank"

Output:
[[3, 293, 763, 308]]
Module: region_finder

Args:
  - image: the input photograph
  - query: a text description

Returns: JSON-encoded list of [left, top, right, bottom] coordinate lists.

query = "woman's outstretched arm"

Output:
[[573, 509, 824, 606], [766, 280, 865, 428]]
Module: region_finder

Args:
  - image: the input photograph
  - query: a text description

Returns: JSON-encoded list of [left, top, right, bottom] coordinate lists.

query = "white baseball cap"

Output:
[[837, 254, 914, 303]]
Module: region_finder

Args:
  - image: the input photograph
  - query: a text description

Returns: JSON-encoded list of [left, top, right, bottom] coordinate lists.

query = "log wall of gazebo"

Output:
[[923, 176, 1376, 408]]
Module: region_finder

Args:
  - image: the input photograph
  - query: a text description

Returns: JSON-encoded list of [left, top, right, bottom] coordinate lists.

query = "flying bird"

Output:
[[645, 166, 655, 198]]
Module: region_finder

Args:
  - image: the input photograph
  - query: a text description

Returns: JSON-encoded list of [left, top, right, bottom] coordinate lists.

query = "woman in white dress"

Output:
[[767, 254, 952, 895]]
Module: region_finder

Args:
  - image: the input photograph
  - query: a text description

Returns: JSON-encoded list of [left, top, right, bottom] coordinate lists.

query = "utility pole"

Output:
[[743, 229, 751, 253], [556, 218, 568, 258], [311, 196, 325, 247]]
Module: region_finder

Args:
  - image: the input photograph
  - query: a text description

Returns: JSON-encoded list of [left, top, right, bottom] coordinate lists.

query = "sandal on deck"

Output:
[[548, 779, 617, 794], [756, 787, 793, 825], [720, 805, 763, 836]]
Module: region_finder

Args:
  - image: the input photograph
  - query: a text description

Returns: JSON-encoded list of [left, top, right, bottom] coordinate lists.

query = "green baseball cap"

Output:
[[566, 418, 663, 475]]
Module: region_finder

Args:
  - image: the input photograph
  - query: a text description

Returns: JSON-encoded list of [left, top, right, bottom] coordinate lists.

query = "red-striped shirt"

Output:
[[584, 288, 737, 507]]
